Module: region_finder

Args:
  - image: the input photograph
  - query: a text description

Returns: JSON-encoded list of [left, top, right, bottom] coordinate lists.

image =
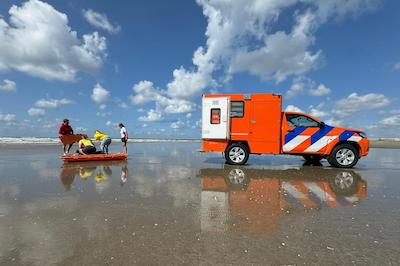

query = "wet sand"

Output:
[[370, 139, 400, 149], [0, 143, 399, 265]]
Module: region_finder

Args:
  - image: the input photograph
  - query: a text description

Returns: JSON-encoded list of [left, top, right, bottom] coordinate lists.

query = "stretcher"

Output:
[[59, 134, 85, 145]]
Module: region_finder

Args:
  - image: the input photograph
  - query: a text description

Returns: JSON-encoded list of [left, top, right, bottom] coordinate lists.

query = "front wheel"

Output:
[[328, 144, 359, 168], [225, 143, 249, 165]]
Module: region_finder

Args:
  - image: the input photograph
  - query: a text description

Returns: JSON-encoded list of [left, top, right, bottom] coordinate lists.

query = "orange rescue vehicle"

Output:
[[201, 94, 369, 168]]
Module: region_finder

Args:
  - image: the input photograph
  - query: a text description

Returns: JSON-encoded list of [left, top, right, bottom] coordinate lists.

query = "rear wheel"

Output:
[[328, 144, 359, 168], [225, 143, 249, 165], [224, 168, 250, 190]]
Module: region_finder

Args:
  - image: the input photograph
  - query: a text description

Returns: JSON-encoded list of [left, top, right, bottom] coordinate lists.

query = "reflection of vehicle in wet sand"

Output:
[[198, 167, 367, 235], [59, 161, 129, 190]]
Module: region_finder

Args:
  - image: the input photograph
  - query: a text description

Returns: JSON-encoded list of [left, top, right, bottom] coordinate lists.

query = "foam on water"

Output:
[[0, 137, 200, 144]]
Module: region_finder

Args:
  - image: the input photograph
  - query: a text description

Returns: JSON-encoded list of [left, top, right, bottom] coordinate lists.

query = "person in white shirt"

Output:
[[118, 123, 128, 154]]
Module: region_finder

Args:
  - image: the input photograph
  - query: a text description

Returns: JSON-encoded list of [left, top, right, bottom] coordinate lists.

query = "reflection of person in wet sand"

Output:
[[59, 162, 128, 190], [59, 166, 77, 191], [120, 164, 129, 185], [96, 166, 112, 183], [79, 167, 96, 180]]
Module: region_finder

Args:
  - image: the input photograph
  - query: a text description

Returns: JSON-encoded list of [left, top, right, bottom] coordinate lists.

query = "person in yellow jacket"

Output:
[[93, 130, 112, 154], [77, 135, 96, 155]]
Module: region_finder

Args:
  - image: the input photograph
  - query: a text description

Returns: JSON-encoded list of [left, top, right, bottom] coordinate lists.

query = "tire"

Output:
[[328, 143, 359, 168], [328, 171, 360, 196], [225, 143, 250, 165]]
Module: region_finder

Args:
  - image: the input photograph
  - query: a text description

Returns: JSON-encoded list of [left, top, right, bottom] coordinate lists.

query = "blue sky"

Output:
[[0, 0, 399, 138]]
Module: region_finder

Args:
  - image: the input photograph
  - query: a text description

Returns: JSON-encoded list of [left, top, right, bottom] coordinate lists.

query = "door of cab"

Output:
[[282, 113, 332, 154]]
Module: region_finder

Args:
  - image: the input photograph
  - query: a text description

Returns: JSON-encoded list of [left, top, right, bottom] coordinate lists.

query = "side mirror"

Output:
[[319, 121, 325, 128]]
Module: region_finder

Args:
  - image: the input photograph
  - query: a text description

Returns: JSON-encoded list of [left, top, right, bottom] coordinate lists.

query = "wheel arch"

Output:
[[227, 140, 250, 152]]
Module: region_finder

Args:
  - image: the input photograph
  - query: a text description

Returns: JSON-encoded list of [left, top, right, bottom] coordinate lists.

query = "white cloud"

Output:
[[115, 100, 129, 109], [325, 118, 344, 127], [138, 109, 163, 122], [130, 80, 159, 105], [230, 11, 321, 82], [166, 62, 215, 99], [105, 121, 112, 126], [0, 0, 107, 81], [118, 102, 128, 109], [130, 80, 196, 120], [91, 83, 110, 104], [310, 108, 329, 118], [96, 111, 111, 117], [389, 109, 400, 114], [83, 9, 120, 34], [334, 92, 390, 118], [35, 98, 73, 108], [287, 77, 331, 98], [163, 0, 379, 99], [186, 113, 192, 119], [309, 84, 331, 96], [286, 77, 310, 98], [0, 79, 16, 92], [393, 62, 400, 71], [126, 0, 380, 123], [99, 104, 107, 110], [379, 114, 400, 126], [171, 121, 184, 129], [0, 113, 16, 121], [28, 108, 45, 117], [285, 105, 304, 113]]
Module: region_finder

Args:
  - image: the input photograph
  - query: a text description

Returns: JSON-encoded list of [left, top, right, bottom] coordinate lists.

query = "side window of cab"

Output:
[[286, 114, 319, 127]]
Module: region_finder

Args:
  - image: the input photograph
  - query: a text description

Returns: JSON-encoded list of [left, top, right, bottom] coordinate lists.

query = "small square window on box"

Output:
[[211, 108, 221, 124]]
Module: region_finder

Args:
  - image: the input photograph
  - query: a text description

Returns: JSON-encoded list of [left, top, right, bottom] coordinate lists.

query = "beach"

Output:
[[0, 142, 400, 265]]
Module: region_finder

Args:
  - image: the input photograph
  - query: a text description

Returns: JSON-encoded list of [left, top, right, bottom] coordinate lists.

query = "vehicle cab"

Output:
[[281, 112, 369, 167]]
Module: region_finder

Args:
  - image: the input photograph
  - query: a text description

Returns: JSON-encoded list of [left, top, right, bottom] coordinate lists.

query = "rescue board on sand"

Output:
[[61, 153, 128, 162], [59, 134, 85, 145]]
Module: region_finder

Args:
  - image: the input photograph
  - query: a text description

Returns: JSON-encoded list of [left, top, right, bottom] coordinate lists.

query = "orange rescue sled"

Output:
[[59, 134, 85, 145], [62, 153, 127, 162]]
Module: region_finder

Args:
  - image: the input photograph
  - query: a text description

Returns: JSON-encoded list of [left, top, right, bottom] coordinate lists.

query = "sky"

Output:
[[0, 0, 399, 138]]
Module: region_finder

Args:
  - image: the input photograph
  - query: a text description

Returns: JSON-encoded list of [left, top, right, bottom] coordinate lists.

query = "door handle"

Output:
[[251, 119, 256, 124]]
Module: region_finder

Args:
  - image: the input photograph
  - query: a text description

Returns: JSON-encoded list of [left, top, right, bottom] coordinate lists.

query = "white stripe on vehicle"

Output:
[[344, 196, 359, 203], [283, 136, 309, 152], [282, 182, 307, 199], [303, 182, 335, 202], [347, 135, 362, 142], [304, 136, 337, 153]]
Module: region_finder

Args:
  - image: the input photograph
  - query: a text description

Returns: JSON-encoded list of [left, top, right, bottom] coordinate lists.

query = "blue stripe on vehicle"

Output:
[[285, 127, 307, 144], [339, 130, 355, 141], [310, 126, 334, 145], [283, 192, 304, 208]]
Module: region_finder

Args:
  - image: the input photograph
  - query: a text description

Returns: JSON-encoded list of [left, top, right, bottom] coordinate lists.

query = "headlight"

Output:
[[359, 132, 367, 138]]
